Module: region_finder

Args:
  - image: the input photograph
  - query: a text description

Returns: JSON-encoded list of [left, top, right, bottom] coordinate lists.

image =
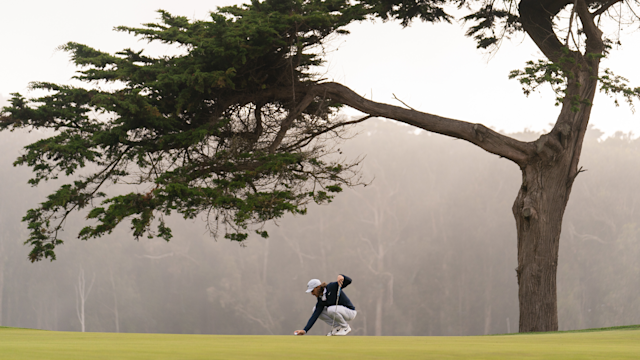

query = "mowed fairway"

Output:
[[2, 326, 639, 359]]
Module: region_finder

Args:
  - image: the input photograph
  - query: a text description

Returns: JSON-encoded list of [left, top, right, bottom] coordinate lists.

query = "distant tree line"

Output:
[[0, 120, 639, 335]]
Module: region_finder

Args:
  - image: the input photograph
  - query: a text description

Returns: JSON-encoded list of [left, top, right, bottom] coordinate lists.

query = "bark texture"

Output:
[[514, 52, 602, 329], [513, 163, 569, 332], [512, 0, 605, 332], [0, 248, 4, 326]]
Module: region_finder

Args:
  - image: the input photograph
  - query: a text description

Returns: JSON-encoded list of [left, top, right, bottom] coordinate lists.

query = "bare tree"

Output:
[[353, 159, 408, 335], [0, 235, 5, 326], [209, 255, 279, 335], [98, 267, 121, 333], [75, 267, 95, 332]]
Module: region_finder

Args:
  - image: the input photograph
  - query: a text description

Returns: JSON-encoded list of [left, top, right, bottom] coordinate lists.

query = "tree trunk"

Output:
[[513, 162, 568, 332], [513, 62, 600, 332], [483, 264, 493, 335], [374, 241, 384, 336], [108, 268, 120, 333], [0, 252, 4, 327], [375, 295, 383, 336], [0, 236, 5, 327], [75, 267, 95, 333]]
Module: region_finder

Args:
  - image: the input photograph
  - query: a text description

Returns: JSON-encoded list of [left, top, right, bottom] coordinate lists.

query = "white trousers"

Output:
[[314, 305, 357, 328]]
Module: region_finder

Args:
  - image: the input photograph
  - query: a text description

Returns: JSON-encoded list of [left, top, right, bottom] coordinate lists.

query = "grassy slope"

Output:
[[1, 326, 639, 359]]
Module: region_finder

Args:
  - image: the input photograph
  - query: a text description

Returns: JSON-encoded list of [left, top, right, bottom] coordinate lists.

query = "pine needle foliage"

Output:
[[0, 0, 368, 262]]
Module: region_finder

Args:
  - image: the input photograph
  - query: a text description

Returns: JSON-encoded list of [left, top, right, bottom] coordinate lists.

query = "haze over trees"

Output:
[[1, 122, 640, 335], [1, 0, 640, 333]]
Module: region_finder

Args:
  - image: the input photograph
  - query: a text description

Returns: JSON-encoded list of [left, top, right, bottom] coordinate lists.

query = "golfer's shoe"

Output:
[[327, 327, 341, 336], [334, 325, 351, 336]]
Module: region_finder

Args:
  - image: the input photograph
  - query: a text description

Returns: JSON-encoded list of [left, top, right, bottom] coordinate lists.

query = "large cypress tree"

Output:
[[2, 0, 639, 332], [1, 0, 370, 259]]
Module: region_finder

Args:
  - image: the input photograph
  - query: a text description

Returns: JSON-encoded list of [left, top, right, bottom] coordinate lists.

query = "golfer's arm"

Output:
[[303, 302, 324, 333], [340, 274, 352, 288]]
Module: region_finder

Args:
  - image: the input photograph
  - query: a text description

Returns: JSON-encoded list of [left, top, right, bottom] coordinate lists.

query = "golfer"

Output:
[[294, 274, 356, 336]]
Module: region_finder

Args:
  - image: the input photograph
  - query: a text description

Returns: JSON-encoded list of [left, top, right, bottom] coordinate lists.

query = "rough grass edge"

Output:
[[492, 324, 640, 336], [3, 324, 640, 336]]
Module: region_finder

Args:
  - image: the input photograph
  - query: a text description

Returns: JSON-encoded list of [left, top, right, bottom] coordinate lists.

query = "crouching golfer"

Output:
[[294, 274, 356, 336]]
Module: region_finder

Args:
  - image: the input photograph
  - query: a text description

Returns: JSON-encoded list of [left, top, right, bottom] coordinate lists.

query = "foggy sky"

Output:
[[1, 1, 639, 137]]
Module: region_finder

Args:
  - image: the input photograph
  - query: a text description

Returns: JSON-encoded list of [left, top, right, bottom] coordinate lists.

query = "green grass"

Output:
[[1, 326, 639, 359]]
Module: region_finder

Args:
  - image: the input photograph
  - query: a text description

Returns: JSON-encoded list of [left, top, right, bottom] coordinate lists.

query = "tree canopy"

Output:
[[0, 0, 639, 270], [1, 0, 372, 261]]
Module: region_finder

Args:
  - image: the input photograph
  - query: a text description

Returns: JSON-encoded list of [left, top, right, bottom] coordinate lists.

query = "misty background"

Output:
[[0, 111, 639, 336]]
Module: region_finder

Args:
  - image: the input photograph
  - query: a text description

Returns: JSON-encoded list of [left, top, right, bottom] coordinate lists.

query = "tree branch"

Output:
[[268, 92, 316, 153], [519, 0, 570, 63], [392, 93, 416, 111], [0, 114, 12, 126], [591, 0, 623, 17], [565, 0, 579, 46], [315, 82, 534, 166], [576, 0, 604, 52], [253, 103, 264, 138], [281, 114, 373, 152]]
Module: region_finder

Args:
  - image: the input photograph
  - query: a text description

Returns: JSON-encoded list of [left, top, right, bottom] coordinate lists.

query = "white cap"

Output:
[[306, 279, 321, 293]]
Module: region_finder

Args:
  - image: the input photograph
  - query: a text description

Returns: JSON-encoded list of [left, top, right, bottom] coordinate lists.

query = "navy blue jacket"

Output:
[[303, 275, 355, 333]]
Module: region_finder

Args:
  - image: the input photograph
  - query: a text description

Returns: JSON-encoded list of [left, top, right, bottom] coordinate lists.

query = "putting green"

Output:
[[1, 326, 639, 359]]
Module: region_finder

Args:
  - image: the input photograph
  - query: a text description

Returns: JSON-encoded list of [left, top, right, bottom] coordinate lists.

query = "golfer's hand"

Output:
[[294, 330, 306, 335], [337, 275, 344, 287]]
